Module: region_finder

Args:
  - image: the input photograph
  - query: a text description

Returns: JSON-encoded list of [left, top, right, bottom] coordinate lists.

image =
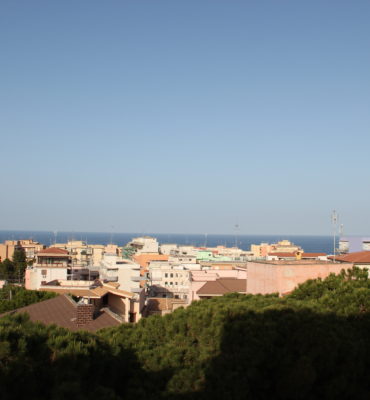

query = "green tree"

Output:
[[0, 259, 15, 280], [13, 249, 27, 281]]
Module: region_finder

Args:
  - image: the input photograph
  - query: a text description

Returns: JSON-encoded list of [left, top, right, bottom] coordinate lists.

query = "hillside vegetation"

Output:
[[1, 267, 370, 399]]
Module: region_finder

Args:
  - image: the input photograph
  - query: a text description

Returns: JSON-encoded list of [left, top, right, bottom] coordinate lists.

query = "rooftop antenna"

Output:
[[204, 233, 208, 247], [332, 210, 338, 262], [339, 224, 344, 236], [53, 230, 58, 246]]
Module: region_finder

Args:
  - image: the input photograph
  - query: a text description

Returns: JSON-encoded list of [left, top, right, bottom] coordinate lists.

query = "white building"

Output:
[[25, 248, 71, 290], [159, 243, 178, 255], [128, 236, 159, 254], [99, 253, 143, 294], [148, 261, 191, 300]]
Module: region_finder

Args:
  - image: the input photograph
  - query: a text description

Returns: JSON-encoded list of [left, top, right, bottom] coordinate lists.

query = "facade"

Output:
[[331, 251, 370, 270], [0, 239, 44, 262], [159, 243, 178, 255], [53, 240, 109, 267], [246, 260, 353, 295], [339, 237, 370, 253], [0, 240, 20, 262], [148, 262, 191, 300], [196, 278, 247, 299], [128, 236, 159, 254], [251, 240, 303, 259], [99, 253, 143, 293], [25, 248, 72, 290], [189, 268, 247, 302]]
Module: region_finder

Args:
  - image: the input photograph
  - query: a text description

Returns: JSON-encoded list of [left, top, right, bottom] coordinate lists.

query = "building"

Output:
[[251, 240, 303, 259], [189, 268, 247, 302], [39, 280, 145, 323], [127, 236, 159, 254], [266, 252, 327, 261], [246, 260, 353, 296], [25, 247, 100, 290], [99, 253, 144, 294], [330, 251, 370, 270], [25, 248, 72, 290], [196, 278, 247, 299], [159, 243, 178, 255], [3, 295, 121, 331], [0, 240, 20, 261], [145, 297, 187, 316], [53, 240, 108, 267], [133, 253, 169, 287], [148, 261, 191, 300], [0, 239, 44, 262], [339, 237, 370, 253]]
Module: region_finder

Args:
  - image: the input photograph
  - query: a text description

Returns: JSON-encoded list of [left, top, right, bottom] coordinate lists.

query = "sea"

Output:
[[0, 231, 336, 254]]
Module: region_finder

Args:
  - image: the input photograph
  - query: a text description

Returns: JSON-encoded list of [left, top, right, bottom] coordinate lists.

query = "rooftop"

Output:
[[37, 247, 69, 256], [3, 295, 120, 332], [330, 251, 370, 263], [197, 278, 247, 296]]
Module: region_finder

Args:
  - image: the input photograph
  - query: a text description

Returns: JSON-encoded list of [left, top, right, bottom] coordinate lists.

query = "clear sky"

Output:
[[1, 1, 369, 235]]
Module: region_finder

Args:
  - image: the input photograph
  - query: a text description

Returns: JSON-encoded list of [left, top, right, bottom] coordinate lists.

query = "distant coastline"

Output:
[[0, 230, 336, 254]]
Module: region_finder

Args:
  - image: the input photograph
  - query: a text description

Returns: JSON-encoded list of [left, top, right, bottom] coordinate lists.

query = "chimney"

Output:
[[76, 303, 94, 327]]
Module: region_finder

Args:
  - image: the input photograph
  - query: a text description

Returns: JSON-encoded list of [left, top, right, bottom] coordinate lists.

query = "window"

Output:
[[165, 281, 168, 285], [165, 273, 168, 278], [41, 270, 47, 278], [170, 273, 173, 278]]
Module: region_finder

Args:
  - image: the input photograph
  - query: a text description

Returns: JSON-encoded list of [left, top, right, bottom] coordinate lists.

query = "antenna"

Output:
[[331, 210, 338, 262], [339, 224, 344, 236], [204, 233, 208, 248]]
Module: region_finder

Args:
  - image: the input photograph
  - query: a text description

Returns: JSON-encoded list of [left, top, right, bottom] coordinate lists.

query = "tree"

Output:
[[12, 249, 27, 281]]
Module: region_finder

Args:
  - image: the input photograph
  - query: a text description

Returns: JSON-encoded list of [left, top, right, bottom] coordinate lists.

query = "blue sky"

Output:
[[1, 1, 369, 235]]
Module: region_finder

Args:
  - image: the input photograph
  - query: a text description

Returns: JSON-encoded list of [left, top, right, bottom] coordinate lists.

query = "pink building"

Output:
[[247, 260, 353, 295], [189, 268, 247, 302]]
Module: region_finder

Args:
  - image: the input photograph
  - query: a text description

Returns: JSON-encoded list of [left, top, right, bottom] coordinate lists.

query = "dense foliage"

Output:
[[0, 249, 28, 282], [0, 285, 56, 313], [0, 267, 370, 399]]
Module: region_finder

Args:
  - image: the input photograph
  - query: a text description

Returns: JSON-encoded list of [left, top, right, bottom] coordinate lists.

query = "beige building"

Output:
[[53, 240, 117, 267], [0, 239, 44, 262], [251, 240, 303, 259]]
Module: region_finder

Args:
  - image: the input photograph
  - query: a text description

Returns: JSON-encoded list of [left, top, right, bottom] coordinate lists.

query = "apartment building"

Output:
[[246, 259, 353, 295], [148, 261, 191, 300], [0, 239, 44, 262], [127, 236, 159, 254], [251, 240, 303, 259], [25, 248, 72, 290], [99, 253, 143, 294]]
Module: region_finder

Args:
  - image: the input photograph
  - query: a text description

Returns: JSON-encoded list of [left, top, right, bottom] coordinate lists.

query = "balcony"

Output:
[[131, 276, 146, 281], [105, 277, 118, 282]]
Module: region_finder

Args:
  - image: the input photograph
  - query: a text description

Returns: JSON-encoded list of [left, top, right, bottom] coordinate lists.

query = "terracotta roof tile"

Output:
[[147, 298, 186, 312], [197, 278, 247, 296], [301, 253, 327, 258], [268, 252, 297, 257], [331, 251, 370, 263], [133, 254, 169, 268], [38, 247, 69, 255], [3, 295, 120, 331]]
